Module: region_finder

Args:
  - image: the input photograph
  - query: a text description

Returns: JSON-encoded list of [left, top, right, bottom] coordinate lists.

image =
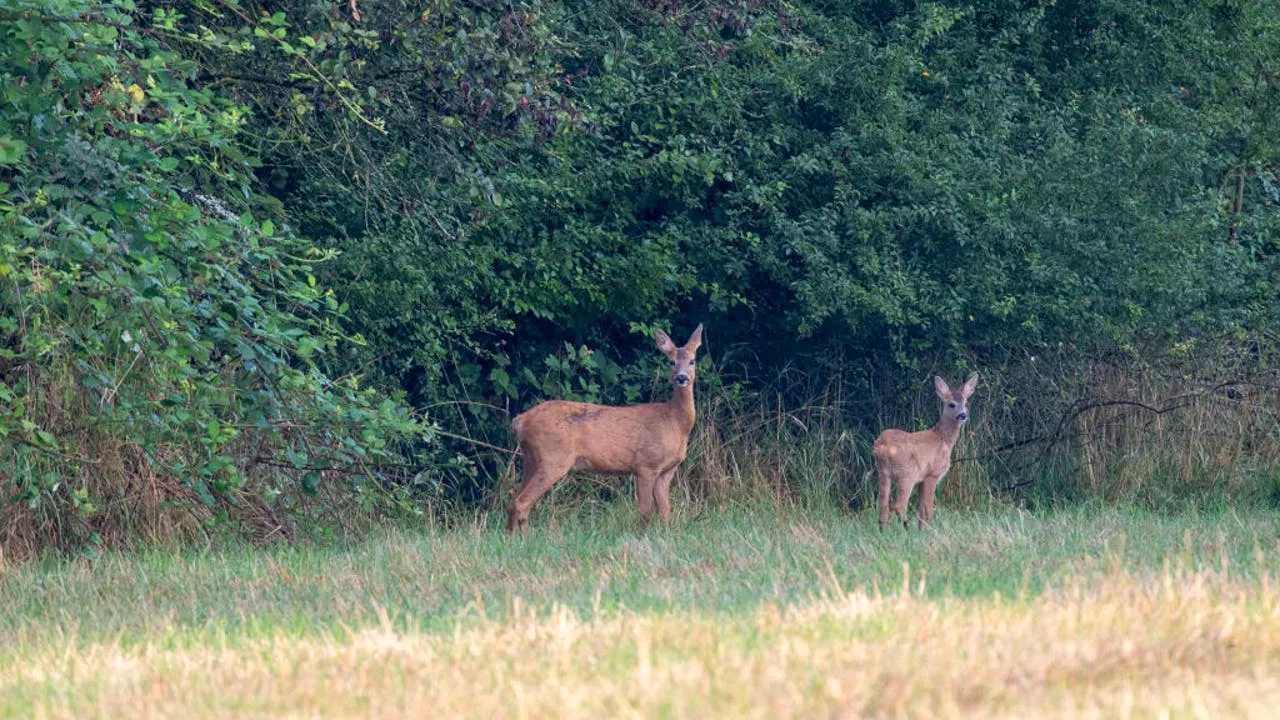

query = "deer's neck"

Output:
[[666, 384, 696, 433], [932, 416, 963, 449]]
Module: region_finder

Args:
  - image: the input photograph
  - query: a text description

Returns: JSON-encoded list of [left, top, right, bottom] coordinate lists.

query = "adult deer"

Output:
[[873, 374, 979, 530], [506, 324, 704, 535]]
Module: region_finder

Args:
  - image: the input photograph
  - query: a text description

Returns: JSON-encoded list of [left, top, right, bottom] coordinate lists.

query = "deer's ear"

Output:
[[684, 323, 704, 354], [654, 329, 677, 358], [961, 373, 980, 399], [933, 375, 952, 399]]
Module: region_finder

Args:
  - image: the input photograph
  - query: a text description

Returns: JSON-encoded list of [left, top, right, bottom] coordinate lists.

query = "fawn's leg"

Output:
[[877, 465, 893, 531], [918, 472, 945, 529], [893, 477, 915, 530]]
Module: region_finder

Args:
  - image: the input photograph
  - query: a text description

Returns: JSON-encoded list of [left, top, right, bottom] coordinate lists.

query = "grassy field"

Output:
[[2, 504, 1279, 718]]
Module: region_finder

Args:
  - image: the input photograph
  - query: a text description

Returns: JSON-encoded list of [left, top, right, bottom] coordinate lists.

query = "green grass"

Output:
[[2, 504, 1279, 717], [3, 504, 1276, 639]]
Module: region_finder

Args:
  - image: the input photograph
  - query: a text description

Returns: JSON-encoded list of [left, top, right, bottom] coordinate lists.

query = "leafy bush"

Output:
[[0, 0, 426, 554], [3, 0, 1278, 546], [147, 0, 1279, 509]]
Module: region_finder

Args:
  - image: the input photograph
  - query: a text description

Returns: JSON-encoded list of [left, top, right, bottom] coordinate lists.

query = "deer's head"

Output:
[[934, 373, 979, 424], [655, 324, 704, 389]]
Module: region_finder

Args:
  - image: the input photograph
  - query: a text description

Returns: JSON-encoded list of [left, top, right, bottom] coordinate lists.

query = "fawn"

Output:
[[873, 374, 979, 530], [506, 324, 704, 534]]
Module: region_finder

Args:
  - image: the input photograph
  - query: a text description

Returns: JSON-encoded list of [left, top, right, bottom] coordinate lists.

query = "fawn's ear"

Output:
[[961, 373, 980, 399], [654, 329, 678, 359], [933, 375, 952, 399], [684, 323, 704, 354]]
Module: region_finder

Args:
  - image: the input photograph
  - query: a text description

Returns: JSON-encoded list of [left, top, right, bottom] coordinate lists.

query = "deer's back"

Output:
[[873, 428, 951, 477], [513, 399, 688, 474]]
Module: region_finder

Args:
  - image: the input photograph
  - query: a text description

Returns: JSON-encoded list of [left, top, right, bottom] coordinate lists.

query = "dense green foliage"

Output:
[[2, 0, 1278, 551], [237, 0, 1280, 380], [0, 0, 426, 550]]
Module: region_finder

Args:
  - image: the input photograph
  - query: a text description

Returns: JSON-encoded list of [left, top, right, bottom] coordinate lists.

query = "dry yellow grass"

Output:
[[4, 562, 1277, 719]]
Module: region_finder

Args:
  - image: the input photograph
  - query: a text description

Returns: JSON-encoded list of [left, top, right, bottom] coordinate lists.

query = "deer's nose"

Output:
[[956, 411, 968, 422], [675, 373, 690, 386]]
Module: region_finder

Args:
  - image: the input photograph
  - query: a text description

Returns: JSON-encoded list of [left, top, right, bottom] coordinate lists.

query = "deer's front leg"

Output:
[[635, 469, 658, 522], [653, 467, 677, 526], [918, 472, 945, 529]]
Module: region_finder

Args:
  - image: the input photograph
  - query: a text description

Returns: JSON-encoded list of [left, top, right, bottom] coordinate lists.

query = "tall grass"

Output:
[[4, 340, 1278, 560], [668, 340, 1280, 518]]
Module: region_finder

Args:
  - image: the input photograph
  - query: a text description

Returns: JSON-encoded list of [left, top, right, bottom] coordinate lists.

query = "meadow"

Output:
[[3, 503, 1279, 718], [5, 2, 1279, 716]]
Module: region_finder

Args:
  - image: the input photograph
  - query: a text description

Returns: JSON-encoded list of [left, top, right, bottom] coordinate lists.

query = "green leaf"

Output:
[[0, 137, 28, 166]]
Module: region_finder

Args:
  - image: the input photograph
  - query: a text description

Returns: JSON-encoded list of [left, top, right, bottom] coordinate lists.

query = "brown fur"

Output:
[[506, 324, 704, 534], [873, 374, 979, 530]]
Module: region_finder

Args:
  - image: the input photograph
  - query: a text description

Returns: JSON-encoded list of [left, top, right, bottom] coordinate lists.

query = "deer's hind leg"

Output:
[[877, 464, 894, 531], [506, 452, 538, 534], [507, 451, 574, 535]]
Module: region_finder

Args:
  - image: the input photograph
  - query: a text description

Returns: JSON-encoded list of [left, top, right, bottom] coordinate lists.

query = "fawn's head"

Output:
[[654, 324, 704, 389], [934, 373, 979, 424]]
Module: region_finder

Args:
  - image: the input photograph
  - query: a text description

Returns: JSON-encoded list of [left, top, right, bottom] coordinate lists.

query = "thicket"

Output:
[[2, 0, 1278, 556]]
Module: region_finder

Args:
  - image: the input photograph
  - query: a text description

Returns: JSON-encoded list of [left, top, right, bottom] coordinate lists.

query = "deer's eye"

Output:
[[669, 361, 676, 367], [948, 402, 956, 409]]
